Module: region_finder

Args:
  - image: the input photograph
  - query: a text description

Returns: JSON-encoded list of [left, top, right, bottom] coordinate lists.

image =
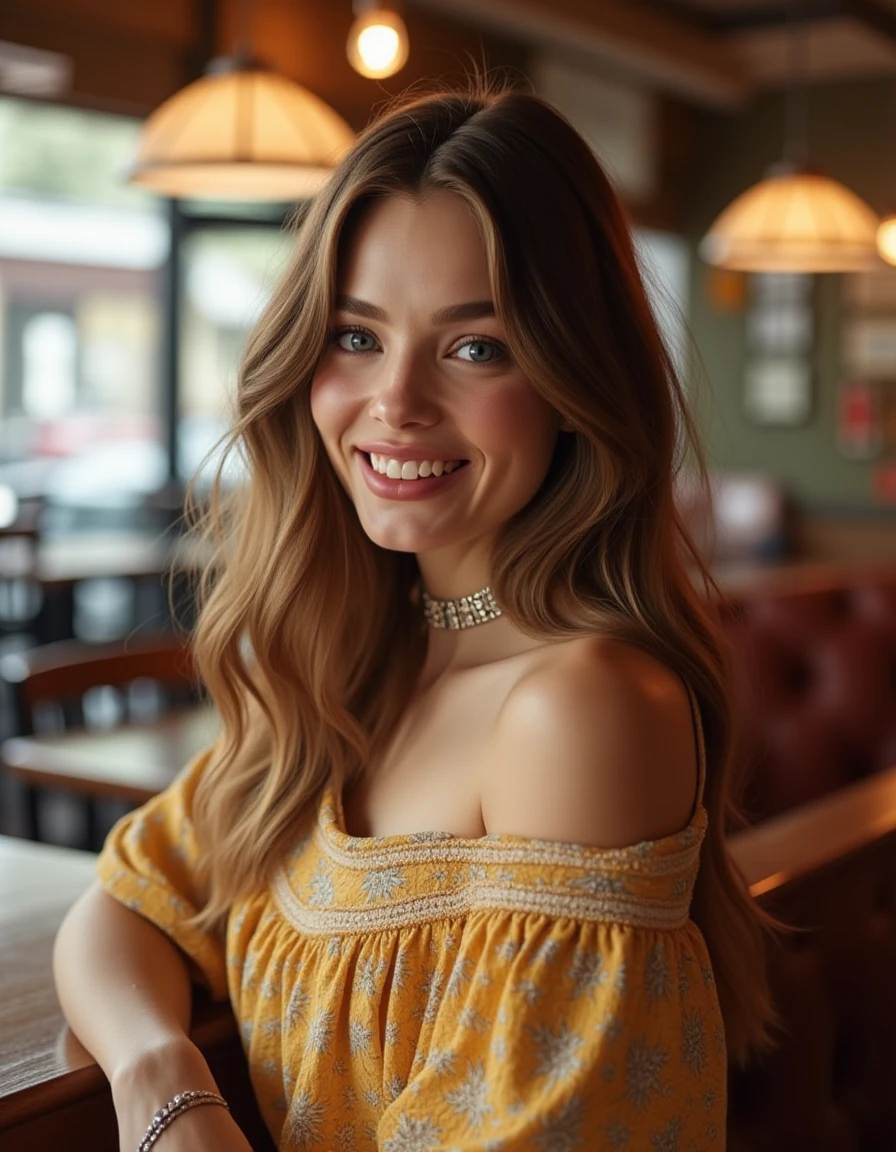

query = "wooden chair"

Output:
[[727, 764, 896, 1149], [0, 635, 198, 849]]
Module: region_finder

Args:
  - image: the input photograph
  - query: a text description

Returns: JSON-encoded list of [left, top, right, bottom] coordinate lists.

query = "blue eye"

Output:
[[336, 329, 378, 353], [455, 339, 502, 363]]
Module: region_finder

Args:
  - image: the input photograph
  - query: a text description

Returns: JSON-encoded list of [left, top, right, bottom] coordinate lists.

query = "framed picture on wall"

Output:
[[746, 303, 813, 356], [843, 268, 896, 310], [743, 273, 814, 426], [837, 379, 882, 458], [743, 357, 813, 426], [842, 319, 896, 376]]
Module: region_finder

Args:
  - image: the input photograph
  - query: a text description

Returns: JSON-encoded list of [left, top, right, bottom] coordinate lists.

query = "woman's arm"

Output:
[[53, 882, 253, 1152]]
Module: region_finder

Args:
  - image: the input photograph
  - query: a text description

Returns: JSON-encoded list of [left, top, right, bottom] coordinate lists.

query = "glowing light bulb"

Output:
[[357, 24, 400, 73], [347, 8, 409, 79], [877, 214, 896, 266]]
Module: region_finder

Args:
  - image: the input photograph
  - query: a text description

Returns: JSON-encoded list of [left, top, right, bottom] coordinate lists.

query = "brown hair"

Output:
[[186, 79, 775, 1064]]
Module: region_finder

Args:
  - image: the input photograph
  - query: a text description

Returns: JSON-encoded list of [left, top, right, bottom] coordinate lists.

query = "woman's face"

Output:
[[310, 190, 563, 556]]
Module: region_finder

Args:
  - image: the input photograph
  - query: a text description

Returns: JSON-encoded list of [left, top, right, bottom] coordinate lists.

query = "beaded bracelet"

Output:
[[136, 1089, 230, 1151]]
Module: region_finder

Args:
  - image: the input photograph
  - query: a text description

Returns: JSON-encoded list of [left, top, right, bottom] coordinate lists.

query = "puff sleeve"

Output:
[[375, 908, 727, 1151], [95, 748, 228, 1000]]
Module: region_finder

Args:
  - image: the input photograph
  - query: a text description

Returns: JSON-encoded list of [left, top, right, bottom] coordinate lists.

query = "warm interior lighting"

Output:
[[359, 25, 400, 73], [877, 213, 896, 266], [347, 6, 409, 79], [701, 0, 881, 274], [700, 167, 881, 273], [126, 61, 355, 201]]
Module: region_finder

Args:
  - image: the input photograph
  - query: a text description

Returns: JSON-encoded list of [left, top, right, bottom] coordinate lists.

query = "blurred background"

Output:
[[3, 5, 896, 1148]]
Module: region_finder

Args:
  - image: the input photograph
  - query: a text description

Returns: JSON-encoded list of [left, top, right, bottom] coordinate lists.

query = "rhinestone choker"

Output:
[[421, 585, 502, 630]]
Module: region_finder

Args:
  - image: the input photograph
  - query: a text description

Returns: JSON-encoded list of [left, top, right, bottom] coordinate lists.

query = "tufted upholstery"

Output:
[[719, 564, 896, 823]]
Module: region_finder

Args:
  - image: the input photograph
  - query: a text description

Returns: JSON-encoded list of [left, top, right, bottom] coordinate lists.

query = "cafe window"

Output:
[[0, 96, 166, 466], [0, 95, 292, 495]]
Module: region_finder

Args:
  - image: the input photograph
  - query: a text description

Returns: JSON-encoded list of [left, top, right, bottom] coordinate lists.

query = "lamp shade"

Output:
[[700, 168, 881, 273], [127, 64, 355, 200]]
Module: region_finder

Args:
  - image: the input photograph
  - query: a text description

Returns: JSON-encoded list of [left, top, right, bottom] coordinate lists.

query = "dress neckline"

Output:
[[323, 681, 709, 857], [322, 777, 707, 861]]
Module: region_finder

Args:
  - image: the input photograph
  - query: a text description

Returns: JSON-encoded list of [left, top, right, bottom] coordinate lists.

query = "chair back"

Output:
[[0, 635, 197, 737]]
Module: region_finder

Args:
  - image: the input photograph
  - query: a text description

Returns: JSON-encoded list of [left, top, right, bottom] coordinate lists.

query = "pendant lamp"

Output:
[[700, 1, 879, 272], [127, 9, 355, 202]]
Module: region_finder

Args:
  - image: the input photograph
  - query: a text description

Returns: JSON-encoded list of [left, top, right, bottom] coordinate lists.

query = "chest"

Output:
[[342, 660, 528, 839]]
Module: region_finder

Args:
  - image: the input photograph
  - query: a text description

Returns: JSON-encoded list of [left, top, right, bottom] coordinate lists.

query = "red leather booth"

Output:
[[720, 563, 896, 823]]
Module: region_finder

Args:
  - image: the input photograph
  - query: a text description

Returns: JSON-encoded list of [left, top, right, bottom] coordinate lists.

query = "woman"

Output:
[[54, 83, 774, 1151]]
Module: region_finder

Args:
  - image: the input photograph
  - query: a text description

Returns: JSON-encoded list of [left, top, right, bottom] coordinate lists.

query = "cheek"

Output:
[[469, 383, 559, 463], [309, 371, 356, 486], [309, 367, 353, 443]]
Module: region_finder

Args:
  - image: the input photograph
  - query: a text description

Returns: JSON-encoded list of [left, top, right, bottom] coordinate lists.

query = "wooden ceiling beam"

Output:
[[407, 0, 751, 107], [1, 0, 196, 48], [0, 1, 193, 114]]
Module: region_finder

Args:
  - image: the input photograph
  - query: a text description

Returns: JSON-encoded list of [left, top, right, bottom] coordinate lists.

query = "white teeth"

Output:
[[365, 452, 463, 480]]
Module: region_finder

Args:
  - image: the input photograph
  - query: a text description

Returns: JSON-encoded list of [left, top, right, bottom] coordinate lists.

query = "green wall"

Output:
[[687, 75, 895, 513]]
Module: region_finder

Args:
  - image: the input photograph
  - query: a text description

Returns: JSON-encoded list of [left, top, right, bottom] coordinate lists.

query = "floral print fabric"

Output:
[[96, 688, 726, 1150]]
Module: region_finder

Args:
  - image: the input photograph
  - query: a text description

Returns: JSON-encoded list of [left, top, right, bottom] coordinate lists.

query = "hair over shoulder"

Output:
[[184, 78, 776, 1065]]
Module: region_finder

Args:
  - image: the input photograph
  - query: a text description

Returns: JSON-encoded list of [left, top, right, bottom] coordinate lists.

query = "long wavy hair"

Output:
[[185, 80, 775, 1064]]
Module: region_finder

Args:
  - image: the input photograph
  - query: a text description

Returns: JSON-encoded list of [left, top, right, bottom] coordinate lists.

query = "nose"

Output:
[[367, 349, 440, 429]]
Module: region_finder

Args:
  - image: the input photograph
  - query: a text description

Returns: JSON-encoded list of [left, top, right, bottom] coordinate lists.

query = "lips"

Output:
[[356, 442, 468, 463]]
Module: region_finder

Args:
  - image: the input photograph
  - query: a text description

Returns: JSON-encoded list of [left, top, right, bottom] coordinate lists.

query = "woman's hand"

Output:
[[111, 1035, 255, 1152]]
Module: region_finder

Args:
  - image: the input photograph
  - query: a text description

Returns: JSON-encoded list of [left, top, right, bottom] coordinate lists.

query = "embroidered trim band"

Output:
[[271, 868, 696, 935]]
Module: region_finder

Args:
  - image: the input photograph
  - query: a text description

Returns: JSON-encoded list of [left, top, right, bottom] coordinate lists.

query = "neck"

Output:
[[418, 596, 549, 684], [414, 541, 491, 602]]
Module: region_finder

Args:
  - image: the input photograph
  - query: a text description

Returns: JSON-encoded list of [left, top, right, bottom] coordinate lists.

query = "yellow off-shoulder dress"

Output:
[[96, 687, 727, 1151]]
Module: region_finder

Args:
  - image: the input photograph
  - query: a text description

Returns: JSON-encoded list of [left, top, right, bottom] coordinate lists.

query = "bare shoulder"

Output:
[[481, 635, 699, 848]]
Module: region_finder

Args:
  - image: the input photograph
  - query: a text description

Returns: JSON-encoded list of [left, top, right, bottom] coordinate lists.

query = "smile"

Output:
[[356, 450, 469, 500], [369, 452, 464, 480]]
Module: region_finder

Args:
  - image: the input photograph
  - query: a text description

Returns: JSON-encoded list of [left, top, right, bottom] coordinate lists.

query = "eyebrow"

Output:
[[335, 295, 495, 326]]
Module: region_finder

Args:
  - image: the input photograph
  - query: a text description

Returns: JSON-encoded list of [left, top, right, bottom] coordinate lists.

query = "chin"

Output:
[[359, 521, 436, 554]]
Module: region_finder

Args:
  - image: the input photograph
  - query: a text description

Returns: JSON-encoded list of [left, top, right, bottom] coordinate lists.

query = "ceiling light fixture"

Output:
[[347, 0, 409, 80], [127, 1, 354, 201], [700, 0, 879, 273]]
